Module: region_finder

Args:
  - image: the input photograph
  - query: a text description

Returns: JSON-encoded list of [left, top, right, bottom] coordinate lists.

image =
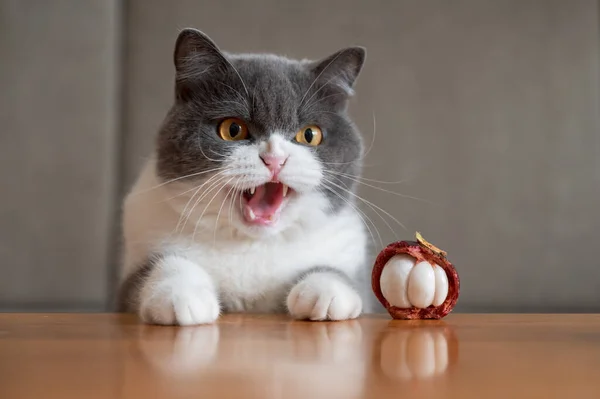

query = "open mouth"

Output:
[[241, 182, 291, 226]]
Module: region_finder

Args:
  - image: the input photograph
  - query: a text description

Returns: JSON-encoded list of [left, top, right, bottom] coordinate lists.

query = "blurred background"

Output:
[[0, 0, 598, 313]]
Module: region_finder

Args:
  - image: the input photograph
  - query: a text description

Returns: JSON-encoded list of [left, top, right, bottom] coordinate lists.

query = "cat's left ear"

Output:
[[172, 28, 230, 100], [173, 28, 225, 73], [309, 46, 366, 95]]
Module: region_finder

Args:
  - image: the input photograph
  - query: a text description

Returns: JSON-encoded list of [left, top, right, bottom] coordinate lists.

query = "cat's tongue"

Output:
[[243, 182, 285, 225]]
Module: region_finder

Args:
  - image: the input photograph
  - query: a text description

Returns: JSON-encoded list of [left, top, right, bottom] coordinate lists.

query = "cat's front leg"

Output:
[[120, 255, 220, 326], [286, 267, 362, 321]]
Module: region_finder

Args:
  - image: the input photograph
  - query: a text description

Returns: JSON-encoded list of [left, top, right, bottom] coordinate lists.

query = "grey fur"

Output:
[[155, 28, 366, 211], [116, 257, 155, 312]]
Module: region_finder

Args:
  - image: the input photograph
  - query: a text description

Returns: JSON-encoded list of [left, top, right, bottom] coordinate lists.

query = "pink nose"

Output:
[[260, 153, 287, 176]]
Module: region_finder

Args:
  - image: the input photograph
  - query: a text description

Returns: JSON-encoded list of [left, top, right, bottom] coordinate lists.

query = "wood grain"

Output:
[[1, 314, 599, 398]]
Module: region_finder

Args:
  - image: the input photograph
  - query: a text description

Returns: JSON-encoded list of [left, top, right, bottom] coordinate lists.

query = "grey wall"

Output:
[[0, 0, 121, 310], [1, 0, 599, 312]]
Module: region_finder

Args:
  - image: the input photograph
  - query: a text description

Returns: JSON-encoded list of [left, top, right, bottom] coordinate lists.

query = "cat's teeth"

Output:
[[282, 184, 288, 197], [249, 187, 256, 196], [248, 208, 256, 221]]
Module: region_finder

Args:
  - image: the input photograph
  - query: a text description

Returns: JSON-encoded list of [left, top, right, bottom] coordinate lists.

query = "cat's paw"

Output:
[[138, 256, 220, 326], [287, 273, 362, 321], [140, 286, 220, 326]]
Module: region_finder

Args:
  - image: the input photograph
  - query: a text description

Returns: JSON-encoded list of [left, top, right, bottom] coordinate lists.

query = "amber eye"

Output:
[[218, 118, 249, 141], [295, 125, 323, 146]]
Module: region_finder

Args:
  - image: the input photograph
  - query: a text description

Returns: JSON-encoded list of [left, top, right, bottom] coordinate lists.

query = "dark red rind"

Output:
[[372, 241, 460, 320]]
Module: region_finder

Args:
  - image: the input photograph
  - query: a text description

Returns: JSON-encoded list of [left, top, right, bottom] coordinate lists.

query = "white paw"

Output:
[[138, 256, 220, 325], [287, 273, 362, 321], [140, 286, 220, 326]]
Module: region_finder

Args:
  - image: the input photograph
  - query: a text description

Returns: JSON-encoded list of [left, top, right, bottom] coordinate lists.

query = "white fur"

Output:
[[138, 255, 220, 325], [121, 135, 368, 325], [287, 272, 362, 320]]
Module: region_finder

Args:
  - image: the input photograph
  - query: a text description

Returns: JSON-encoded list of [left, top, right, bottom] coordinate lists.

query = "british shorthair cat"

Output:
[[117, 28, 371, 325]]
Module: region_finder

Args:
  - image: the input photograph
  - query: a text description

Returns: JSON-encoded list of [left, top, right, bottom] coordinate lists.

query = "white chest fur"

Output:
[[121, 160, 368, 313]]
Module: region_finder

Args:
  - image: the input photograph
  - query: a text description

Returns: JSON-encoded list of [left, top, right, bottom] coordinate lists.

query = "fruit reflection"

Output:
[[375, 321, 459, 381]]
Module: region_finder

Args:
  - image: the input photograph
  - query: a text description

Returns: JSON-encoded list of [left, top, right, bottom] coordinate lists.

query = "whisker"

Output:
[[159, 183, 208, 203], [214, 178, 239, 246], [228, 177, 242, 239], [199, 145, 224, 163], [225, 65, 250, 101], [129, 166, 229, 196], [193, 177, 235, 241], [160, 170, 233, 204], [178, 174, 232, 233], [317, 158, 361, 166], [185, 176, 232, 236], [215, 81, 248, 107], [301, 92, 347, 114], [175, 172, 228, 232], [361, 111, 377, 160], [321, 180, 391, 243], [205, 36, 250, 106], [321, 177, 408, 234], [300, 69, 348, 112], [304, 110, 342, 117], [298, 49, 347, 108], [317, 186, 382, 249], [323, 169, 408, 185], [238, 179, 244, 228], [323, 175, 400, 240], [209, 148, 234, 159], [324, 171, 436, 205], [310, 111, 377, 168]]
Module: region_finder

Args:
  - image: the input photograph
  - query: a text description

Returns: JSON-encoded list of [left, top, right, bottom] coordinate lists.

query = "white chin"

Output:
[[234, 218, 287, 237], [226, 206, 280, 238]]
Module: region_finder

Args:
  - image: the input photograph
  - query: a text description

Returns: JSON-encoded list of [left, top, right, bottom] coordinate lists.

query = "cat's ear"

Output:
[[173, 28, 223, 70], [309, 46, 366, 95], [173, 28, 228, 98]]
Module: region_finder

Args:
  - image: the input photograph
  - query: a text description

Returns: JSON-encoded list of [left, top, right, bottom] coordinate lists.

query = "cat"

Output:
[[117, 28, 372, 325]]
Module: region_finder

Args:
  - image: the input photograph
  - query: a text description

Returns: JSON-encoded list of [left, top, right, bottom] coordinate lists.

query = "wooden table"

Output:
[[1, 314, 599, 398]]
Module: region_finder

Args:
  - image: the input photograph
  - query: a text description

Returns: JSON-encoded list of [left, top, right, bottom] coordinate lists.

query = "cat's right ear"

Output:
[[308, 46, 366, 96], [173, 28, 226, 99]]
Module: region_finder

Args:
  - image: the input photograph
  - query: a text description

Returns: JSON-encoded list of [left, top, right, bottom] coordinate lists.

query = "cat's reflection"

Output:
[[375, 322, 459, 381], [287, 319, 363, 363], [134, 323, 220, 376], [130, 318, 458, 397], [135, 318, 364, 371], [132, 318, 366, 397]]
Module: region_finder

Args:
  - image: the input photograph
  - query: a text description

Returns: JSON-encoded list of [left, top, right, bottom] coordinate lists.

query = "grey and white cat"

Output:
[[117, 28, 371, 325]]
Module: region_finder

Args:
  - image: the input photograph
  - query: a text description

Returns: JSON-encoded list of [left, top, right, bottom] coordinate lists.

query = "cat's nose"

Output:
[[260, 153, 288, 177]]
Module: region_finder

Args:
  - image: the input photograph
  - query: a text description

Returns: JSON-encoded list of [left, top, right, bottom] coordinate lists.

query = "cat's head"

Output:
[[156, 28, 366, 238]]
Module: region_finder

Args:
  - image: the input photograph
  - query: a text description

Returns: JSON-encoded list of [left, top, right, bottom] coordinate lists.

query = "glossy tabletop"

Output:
[[1, 313, 599, 398]]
